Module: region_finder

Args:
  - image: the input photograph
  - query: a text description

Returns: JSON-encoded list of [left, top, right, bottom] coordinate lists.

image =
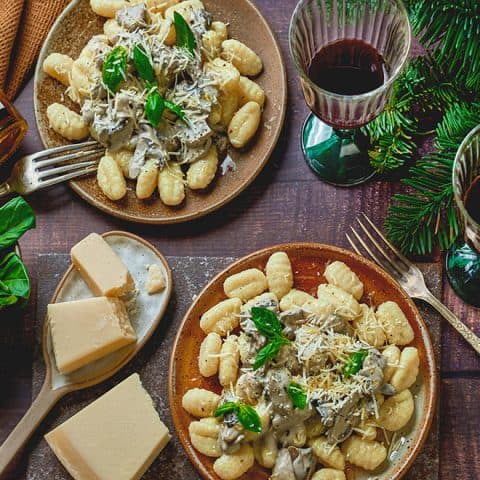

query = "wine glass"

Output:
[[446, 125, 480, 307], [289, 0, 411, 186]]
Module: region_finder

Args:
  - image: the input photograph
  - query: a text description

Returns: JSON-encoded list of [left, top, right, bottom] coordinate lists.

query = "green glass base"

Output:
[[446, 240, 480, 308], [301, 113, 376, 187]]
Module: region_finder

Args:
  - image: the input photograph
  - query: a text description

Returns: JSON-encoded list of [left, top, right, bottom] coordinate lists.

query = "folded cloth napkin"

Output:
[[0, 0, 70, 100]]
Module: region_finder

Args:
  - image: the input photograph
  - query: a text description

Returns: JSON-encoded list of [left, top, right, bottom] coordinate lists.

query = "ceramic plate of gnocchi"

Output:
[[169, 243, 437, 480], [34, 0, 287, 224]]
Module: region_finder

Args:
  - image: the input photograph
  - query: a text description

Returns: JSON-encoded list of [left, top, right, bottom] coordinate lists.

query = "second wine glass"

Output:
[[289, 0, 411, 186]]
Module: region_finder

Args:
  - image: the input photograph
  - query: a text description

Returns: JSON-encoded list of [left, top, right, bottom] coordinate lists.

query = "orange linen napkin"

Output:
[[0, 0, 70, 100]]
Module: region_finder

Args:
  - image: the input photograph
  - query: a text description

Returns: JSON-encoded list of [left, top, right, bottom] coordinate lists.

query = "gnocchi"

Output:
[[312, 469, 346, 480], [221, 39, 263, 76], [219, 335, 240, 387], [228, 101, 261, 148], [136, 159, 159, 199], [158, 162, 185, 206], [377, 389, 415, 431], [341, 436, 387, 471], [390, 347, 420, 392], [189, 418, 222, 458], [182, 388, 220, 418], [238, 76, 265, 107], [200, 298, 242, 336], [279, 288, 315, 311], [265, 251, 294, 300], [376, 301, 414, 345], [353, 304, 386, 348], [90, 0, 127, 17], [198, 332, 222, 377], [43, 53, 73, 87], [223, 268, 268, 301], [382, 344, 401, 383], [213, 444, 255, 480], [309, 437, 345, 470], [46, 103, 89, 141], [186, 145, 218, 190], [97, 155, 127, 200], [324, 261, 364, 300], [316, 283, 361, 319]]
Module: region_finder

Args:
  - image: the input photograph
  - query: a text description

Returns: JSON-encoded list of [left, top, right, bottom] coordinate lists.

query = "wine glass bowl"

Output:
[[446, 125, 480, 307], [289, 0, 411, 186]]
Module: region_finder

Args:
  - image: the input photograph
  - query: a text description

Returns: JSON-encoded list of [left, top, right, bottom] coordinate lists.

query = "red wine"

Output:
[[308, 39, 387, 95], [465, 175, 480, 224]]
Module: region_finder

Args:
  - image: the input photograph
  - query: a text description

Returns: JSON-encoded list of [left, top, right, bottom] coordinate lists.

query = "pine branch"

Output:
[[385, 103, 480, 255], [410, 0, 480, 92]]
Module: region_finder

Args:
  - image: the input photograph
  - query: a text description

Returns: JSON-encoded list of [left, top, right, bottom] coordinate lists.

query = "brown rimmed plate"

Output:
[[33, 0, 287, 224], [168, 243, 438, 480]]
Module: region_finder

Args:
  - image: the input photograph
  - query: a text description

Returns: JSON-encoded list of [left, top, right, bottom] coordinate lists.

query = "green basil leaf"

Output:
[[145, 89, 165, 128], [343, 349, 368, 379], [287, 382, 307, 409], [251, 307, 284, 337], [174, 11, 196, 55], [214, 402, 238, 418], [133, 44, 155, 83], [102, 45, 128, 93], [0, 253, 30, 307], [237, 403, 262, 433], [0, 197, 36, 250], [253, 339, 287, 370], [164, 99, 186, 121]]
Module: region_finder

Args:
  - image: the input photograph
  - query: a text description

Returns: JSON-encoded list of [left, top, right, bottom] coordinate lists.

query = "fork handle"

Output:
[[420, 291, 480, 355], [0, 181, 12, 197]]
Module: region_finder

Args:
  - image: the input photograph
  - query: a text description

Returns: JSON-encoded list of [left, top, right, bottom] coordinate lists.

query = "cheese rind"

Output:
[[45, 373, 171, 480], [48, 297, 136, 374], [71, 233, 135, 297]]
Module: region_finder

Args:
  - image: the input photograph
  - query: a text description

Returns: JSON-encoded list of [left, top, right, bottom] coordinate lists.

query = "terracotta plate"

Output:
[[169, 243, 438, 480], [34, 0, 287, 224]]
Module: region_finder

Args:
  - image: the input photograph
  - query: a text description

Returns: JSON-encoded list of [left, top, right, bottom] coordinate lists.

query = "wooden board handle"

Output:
[[0, 382, 64, 476]]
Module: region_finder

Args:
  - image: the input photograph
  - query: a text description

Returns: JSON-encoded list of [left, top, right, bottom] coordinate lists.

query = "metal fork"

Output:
[[0, 141, 103, 197], [347, 213, 480, 355]]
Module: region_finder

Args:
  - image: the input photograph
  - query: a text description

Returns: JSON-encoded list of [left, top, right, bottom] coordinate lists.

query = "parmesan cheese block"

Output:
[[48, 297, 136, 374], [71, 233, 135, 297], [45, 373, 171, 480]]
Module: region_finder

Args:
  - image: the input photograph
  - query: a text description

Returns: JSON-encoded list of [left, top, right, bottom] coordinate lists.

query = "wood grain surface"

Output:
[[0, 0, 479, 478]]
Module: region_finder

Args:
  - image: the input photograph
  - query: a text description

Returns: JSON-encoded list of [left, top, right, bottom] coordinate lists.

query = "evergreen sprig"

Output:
[[385, 103, 480, 255], [364, 0, 480, 255]]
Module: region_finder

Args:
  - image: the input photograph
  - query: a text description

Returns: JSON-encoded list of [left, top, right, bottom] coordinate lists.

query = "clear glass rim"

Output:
[[453, 124, 480, 227], [288, 0, 412, 102]]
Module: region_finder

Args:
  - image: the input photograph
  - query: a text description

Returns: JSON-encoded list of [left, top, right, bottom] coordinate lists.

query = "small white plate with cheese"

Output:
[[0, 231, 172, 475]]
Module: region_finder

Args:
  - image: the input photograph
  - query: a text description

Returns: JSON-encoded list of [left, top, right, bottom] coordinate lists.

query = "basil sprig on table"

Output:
[[102, 46, 128, 93], [0, 196, 35, 250], [173, 11, 197, 55], [0, 253, 30, 307], [287, 382, 307, 410], [343, 350, 368, 379], [214, 401, 262, 433], [251, 307, 290, 370], [0, 197, 35, 309]]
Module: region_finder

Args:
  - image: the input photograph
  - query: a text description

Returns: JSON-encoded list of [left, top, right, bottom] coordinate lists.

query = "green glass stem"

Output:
[[301, 113, 376, 187], [446, 239, 480, 307]]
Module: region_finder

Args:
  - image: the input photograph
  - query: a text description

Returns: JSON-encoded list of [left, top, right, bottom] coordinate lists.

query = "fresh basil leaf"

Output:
[[237, 403, 262, 433], [174, 11, 196, 55], [214, 402, 238, 417], [253, 338, 287, 370], [251, 307, 284, 337], [164, 99, 186, 121], [102, 45, 128, 93], [0, 197, 35, 250], [145, 89, 165, 128], [0, 253, 30, 307], [133, 44, 155, 83], [343, 349, 368, 379], [287, 382, 307, 409]]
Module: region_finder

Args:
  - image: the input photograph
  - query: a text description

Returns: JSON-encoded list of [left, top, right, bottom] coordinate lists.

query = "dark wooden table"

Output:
[[1, 1, 479, 478]]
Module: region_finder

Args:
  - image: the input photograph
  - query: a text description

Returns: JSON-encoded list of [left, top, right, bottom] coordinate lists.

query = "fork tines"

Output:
[[346, 213, 413, 280]]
